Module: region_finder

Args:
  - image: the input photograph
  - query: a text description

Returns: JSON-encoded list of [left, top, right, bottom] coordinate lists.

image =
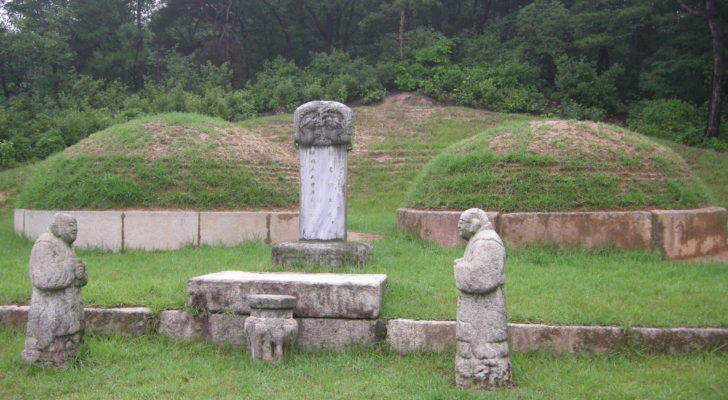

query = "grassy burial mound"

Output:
[[16, 113, 298, 210], [405, 120, 715, 211]]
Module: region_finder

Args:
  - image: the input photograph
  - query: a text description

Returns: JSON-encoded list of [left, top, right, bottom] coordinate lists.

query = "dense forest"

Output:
[[1, 0, 726, 169]]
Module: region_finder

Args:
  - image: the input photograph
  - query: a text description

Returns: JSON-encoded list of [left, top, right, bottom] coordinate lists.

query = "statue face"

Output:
[[458, 215, 478, 240], [51, 215, 78, 244]]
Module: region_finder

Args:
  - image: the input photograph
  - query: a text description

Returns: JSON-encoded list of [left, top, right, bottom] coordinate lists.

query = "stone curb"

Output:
[[397, 207, 728, 260], [2, 306, 725, 354], [13, 209, 300, 252]]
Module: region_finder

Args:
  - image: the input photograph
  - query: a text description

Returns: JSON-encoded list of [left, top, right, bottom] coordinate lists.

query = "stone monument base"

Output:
[[271, 241, 372, 267]]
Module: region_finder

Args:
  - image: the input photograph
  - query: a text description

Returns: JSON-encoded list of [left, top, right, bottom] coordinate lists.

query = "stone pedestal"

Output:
[[243, 295, 298, 362], [272, 241, 372, 267]]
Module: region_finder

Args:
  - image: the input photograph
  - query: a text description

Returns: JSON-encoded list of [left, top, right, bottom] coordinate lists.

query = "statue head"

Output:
[[457, 208, 492, 240], [50, 213, 78, 244], [293, 101, 353, 148]]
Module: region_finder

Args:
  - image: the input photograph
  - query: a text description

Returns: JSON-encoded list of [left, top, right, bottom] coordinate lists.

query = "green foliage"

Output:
[[451, 61, 546, 112], [628, 99, 704, 144], [0, 141, 16, 169], [554, 56, 624, 118]]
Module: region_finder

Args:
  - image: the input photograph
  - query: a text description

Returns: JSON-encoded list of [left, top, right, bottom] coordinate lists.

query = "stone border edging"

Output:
[[397, 207, 728, 259], [1, 306, 725, 355], [13, 209, 299, 252]]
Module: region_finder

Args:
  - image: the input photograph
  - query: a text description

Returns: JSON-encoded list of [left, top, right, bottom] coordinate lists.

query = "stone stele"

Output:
[[243, 294, 299, 362], [22, 213, 88, 367], [272, 100, 372, 267], [454, 208, 512, 389]]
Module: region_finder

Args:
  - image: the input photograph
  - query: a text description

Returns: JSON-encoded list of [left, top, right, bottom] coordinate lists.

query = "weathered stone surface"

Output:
[[296, 318, 384, 351], [72, 211, 123, 252], [84, 307, 153, 336], [199, 212, 268, 246], [204, 313, 247, 346], [13, 209, 24, 236], [499, 211, 653, 250], [124, 211, 199, 251], [269, 212, 299, 244], [0, 305, 29, 327], [631, 327, 728, 354], [454, 209, 512, 390], [271, 241, 372, 267], [22, 210, 56, 241], [23, 213, 88, 367], [387, 319, 455, 353], [188, 271, 387, 319], [299, 145, 348, 241], [508, 323, 625, 353], [396, 208, 499, 248], [158, 310, 203, 341], [248, 294, 297, 310], [245, 295, 298, 362], [652, 207, 727, 259], [293, 101, 354, 147]]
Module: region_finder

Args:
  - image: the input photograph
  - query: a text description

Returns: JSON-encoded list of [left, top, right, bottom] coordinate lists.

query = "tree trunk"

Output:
[[399, 9, 405, 59], [706, 5, 725, 139]]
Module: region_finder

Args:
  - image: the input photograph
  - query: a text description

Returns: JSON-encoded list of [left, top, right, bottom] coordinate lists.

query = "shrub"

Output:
[[555, 56, 623, 117], [627, 99, 703, 144], [0, 140, 16, 169]]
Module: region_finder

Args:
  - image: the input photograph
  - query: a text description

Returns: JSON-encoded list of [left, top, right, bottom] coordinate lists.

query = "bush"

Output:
[[555, 56, 623, 117], [627, 99, 703, 144], [0, 140, 16, 169], [451, 61, 545, 112]]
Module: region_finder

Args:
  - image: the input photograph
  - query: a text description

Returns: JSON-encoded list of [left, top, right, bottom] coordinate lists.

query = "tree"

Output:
[[677, 0, 725, 139]]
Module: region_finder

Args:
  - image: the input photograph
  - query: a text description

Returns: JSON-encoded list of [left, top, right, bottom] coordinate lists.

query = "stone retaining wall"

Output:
[[13, 209, 299, 252], [1, 306, 725, 355], [397, 207, 727, 259]]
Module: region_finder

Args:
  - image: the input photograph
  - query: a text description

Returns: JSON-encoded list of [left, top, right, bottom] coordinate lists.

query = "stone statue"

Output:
[[244, 295, 298, 362], [454, 208, 512, 389], [22, 213, 87, 367]]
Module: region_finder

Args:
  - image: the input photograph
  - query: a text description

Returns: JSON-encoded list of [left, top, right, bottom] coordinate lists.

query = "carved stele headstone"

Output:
[[272, 101, 372, 267], [243, 294, 299, 362], [454, 208, 512, 390], [22, 213, 88, 367]]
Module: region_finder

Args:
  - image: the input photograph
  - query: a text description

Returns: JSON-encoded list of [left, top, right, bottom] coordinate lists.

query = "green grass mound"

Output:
[[405, 120, 715, 211], [16, 113, 298, 210]]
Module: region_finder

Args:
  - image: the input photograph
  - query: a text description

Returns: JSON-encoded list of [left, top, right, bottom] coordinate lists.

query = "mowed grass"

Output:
[[0, 328, 726, 400], [2, 212, 727, 327]]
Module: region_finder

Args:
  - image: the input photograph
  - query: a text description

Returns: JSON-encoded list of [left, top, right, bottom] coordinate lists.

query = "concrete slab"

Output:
[[631, 327, 728, 354], [652, 207, 727, 259], [203, 313, 248, 346], [84, 307, 153, 336], [73, 211, 123, 252], [124, 211, 199, 251], [199, 212, 267, 246], [296, 318, 384, 350], [187, 271, 387, 319], [499, 211, 653, 250], [13, 209, 24, 237], [22, 210, 56, 241], [269, 212, 299, 244], [0, 305, 29, 327], [508, 323, 626, 353], [271, 241, 372, 267], [158, 310, 202, 341], [387, 319, 455, 353], [396, 208, 499, 248]]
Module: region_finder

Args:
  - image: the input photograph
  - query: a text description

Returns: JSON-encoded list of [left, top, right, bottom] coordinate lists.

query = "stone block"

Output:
[[199, 212, 268, 246], [123, 211, 199, 251], [23, 210, 56, 241], [271, 241, 372, 267], [499, 211, 653, 250], [387, 319, 455, 353], [72, 211, 123, 252], [396, 208, 499, 248], [187, 271, 387, 319], [652, 207, 727, 259], [269, 212, 299, 244], [296, 318, 384, 351], [13, 209, 24, 237], [0, 305, 29, 327], [158, 310, 202, 341], [631, 327, 728, 354], [203, 313, 248, 347], [84, 307, 153, 336], [508, 323, 625, 353]]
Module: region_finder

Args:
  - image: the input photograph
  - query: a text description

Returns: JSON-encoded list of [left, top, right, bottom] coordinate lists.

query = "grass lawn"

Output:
[[1, 328, 726, 400]]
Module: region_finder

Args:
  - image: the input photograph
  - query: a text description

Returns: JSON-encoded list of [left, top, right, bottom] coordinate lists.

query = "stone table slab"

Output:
[[187, 271, 387, 319]]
